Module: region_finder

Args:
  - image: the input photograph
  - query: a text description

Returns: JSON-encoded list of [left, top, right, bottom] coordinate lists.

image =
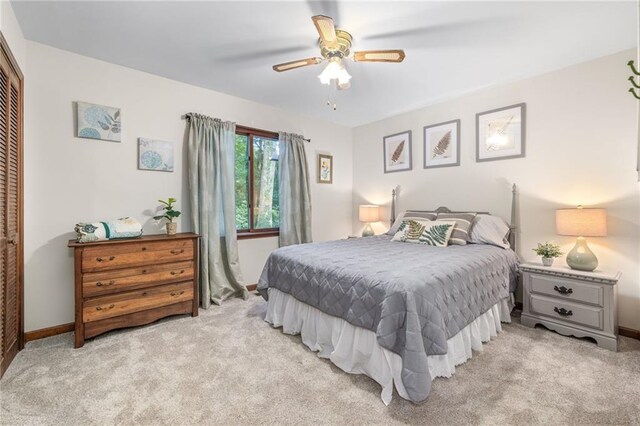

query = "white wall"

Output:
[[0, 1, 25, 72], [24, 41, 353, 331], [352, 49, 640, 330]]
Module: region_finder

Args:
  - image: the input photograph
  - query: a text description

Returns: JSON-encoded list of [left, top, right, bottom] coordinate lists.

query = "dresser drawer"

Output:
[[83, 281, 193, 322], [82, 240, 194, 272], [529, 274, 603, 306], [82, 261, 194, 297], [530, 294, 603, 330]]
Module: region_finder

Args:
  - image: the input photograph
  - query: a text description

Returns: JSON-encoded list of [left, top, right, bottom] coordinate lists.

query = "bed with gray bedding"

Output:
[[257, 234, 519, 403]]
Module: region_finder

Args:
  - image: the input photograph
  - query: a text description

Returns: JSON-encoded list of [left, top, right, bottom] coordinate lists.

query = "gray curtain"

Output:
[[278, 132, 312, 247], [187, 113, 248, 308]]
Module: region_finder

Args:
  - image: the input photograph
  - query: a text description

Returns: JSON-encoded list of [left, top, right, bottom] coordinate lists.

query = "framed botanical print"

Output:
[[476, 103, 526, 162], [423, 119, 460, 169], [318, 154, 333, 184], [138, 138, 174, 172], [76, 101, 121, 142], [383, 130, 412, 173]]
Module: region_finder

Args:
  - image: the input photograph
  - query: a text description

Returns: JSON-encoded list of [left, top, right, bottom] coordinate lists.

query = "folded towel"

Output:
[[75, 217, 143, 243]]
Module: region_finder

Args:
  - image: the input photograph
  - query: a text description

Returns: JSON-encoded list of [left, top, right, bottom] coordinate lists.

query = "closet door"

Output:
[[0, 34, 23, 378]]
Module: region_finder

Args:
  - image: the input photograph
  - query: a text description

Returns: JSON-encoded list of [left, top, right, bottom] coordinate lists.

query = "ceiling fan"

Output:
[[272, 15, 405, 90]]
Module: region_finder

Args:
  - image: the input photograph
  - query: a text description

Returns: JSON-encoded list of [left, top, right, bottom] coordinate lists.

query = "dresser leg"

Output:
[[74, 329, 84, 348]]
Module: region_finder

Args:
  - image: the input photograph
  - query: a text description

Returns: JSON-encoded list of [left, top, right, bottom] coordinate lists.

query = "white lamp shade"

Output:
[[359, 205, 380, 223], [556, 207, 607, 237]]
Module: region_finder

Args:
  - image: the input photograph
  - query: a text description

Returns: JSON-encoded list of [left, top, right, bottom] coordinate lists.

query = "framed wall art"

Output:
[[423, 119, 460, 169], [138, 138, 174, 172], [318, 153, 333, 184], [383, 130, 412, 173], [476, 103, 526, 162], [76, 101, 121, 142]]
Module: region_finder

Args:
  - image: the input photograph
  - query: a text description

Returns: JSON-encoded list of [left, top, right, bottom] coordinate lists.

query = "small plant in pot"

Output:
[[533, 242, 563, 267], [154, 198, 181, 235]]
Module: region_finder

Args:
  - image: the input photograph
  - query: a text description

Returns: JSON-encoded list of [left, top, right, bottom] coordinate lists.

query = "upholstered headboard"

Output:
[[390, 184, 518, 251]]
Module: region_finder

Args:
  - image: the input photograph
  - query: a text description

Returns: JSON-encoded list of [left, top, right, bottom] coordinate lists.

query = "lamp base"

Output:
[[362, 223, 374, 237], [566, 237, 598, 272]]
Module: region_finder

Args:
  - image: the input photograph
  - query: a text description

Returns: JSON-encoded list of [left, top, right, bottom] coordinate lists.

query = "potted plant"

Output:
[[154, 197, 181, 235], [533, 242, 563, 267]]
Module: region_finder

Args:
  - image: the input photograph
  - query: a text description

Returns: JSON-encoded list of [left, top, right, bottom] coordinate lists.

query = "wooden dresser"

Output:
[[520, 262, 620, 351], [68, 233, 199, 348]]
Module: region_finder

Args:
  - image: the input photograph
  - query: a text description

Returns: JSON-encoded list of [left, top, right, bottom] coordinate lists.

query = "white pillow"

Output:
[[387, 211, 437, 235], [469, 214, 511, 249], [392, 219, 457, 247]]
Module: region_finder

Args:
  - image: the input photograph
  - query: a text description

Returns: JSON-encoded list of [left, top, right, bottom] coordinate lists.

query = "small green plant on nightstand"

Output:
[[533, 242, 563, 267], [154, 197, 181, 235]]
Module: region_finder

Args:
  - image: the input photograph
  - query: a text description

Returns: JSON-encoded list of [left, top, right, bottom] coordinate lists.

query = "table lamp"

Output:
[[556, 206, 607, 271], [359, 205, 380, 237]]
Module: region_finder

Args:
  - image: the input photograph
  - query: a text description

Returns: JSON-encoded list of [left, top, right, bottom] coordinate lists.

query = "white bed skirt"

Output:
[[265, 288, 512, 405]]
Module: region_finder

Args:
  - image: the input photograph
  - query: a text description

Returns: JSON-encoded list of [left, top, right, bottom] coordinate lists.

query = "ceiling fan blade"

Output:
[[353, 50, 406, 63], [272, 57, 323, 72], [312, 15, 338, 49]]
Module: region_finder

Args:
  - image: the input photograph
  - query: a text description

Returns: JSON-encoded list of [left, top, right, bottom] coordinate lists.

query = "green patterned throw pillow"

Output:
[[392, 219, 457, 247]]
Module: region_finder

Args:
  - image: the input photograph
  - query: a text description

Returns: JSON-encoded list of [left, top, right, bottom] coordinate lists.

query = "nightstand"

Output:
[[520, 262, 620, 351]]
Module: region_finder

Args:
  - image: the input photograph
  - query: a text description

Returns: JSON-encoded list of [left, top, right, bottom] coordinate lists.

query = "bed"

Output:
[[257, 186, 520, 404]]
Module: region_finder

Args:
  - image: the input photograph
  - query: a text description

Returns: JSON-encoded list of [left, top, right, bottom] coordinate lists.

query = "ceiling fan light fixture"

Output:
[[318, 58, 351, 86]]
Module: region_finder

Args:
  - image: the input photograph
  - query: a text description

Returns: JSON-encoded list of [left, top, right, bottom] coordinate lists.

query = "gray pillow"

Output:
[[387, 211, 437, 235], [469, 214, 511, 249], [436, 212, 477, 245]]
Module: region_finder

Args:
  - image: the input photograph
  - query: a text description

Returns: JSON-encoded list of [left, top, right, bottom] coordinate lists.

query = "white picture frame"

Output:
[[423, 119, 460, 169], [476, 103, 526, 162], [383, 130, 412, 173]]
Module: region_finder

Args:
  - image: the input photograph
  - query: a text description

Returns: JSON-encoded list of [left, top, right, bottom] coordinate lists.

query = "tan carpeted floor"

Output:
[[1, 292, 639, 425]]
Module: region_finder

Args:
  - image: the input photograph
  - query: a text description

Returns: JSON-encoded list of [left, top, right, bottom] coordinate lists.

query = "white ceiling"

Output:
[[12, 1, 637, 127]]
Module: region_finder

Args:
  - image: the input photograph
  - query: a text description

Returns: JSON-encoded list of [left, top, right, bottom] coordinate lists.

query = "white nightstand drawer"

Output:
[[530, 294, 603, 330], [530, 274, 603, 306]]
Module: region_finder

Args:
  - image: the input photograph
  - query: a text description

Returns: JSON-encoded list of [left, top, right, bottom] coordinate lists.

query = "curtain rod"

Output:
[[181, 114, 310, 142]]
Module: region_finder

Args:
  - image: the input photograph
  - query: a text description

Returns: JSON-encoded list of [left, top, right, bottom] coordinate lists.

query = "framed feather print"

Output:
[[317, 153, 333, 184], [383, 130, 412, 173], [476, 103, 526, 162], [423, 119, 460, 169]]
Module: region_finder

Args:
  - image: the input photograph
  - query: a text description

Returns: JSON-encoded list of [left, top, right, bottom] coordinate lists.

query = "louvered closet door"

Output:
[[0, 37, 23, 378]]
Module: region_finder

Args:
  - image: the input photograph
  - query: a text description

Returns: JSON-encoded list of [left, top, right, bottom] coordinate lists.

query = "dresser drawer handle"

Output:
[[96, 280, 115, 287], [553, 285, 573, 295], [170, 270, 185, 276], [96, 256, 116, 263], [554, 307, 573, 317], [96, 304, 115, 311], [170, 249, 185, 255], [170, 291, 185, 297]]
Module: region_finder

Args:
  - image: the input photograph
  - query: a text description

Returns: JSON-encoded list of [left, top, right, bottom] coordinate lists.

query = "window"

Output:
[[235, 126, 280, 238]]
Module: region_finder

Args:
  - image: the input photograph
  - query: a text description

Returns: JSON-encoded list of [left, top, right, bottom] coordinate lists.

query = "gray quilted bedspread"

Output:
[[257, 235, 519, 402]]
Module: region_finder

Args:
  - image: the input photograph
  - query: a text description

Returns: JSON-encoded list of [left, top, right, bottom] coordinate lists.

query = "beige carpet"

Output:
[[1, 293, 639, 425]]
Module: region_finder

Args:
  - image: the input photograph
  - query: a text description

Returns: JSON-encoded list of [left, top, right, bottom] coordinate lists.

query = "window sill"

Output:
[[237, 230, 279, 240]]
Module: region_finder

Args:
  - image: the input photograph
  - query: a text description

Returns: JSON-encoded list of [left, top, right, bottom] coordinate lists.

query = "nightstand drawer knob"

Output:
[[96, 280, 115, 287], [553, 285, 573, 295], [554, 307, 573, 317]]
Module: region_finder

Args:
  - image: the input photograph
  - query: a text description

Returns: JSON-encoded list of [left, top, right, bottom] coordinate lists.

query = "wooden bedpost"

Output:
[[391, 187, 397, 226], [509, 184, 517, 251]]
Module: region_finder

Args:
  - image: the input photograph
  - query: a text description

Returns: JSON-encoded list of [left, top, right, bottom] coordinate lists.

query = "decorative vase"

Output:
[[541, 257, 554, 267], [166, 222, 177, 235]]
